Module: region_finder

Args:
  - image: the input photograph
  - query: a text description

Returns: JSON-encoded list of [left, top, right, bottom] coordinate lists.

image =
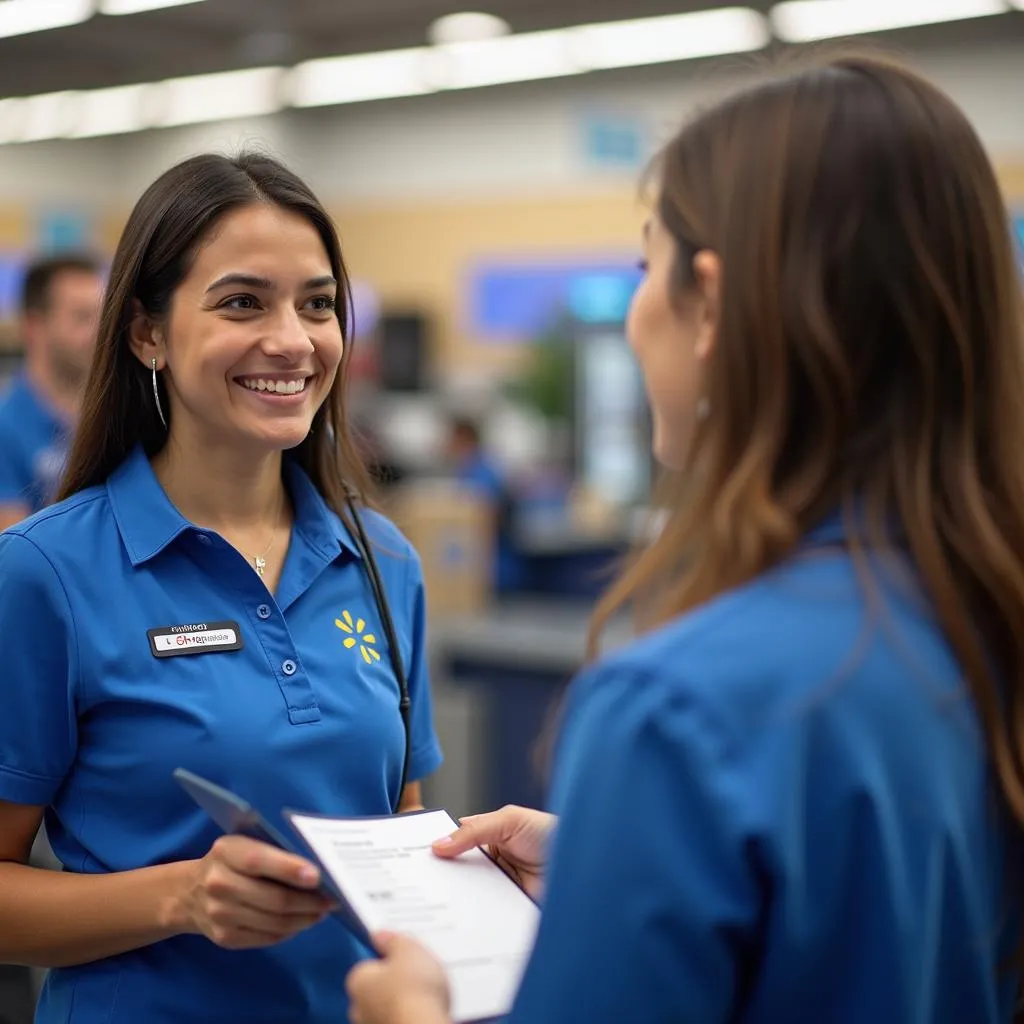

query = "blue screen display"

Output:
[[0, 253, 26, 322], [468, 261, 642, 340]]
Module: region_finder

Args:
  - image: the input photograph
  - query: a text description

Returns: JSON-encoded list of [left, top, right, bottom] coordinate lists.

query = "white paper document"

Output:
[[288, 808, 540, 1023]]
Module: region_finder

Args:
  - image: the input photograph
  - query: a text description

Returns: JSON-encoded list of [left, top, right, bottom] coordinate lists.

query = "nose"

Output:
[[262, 306, 315, 362]]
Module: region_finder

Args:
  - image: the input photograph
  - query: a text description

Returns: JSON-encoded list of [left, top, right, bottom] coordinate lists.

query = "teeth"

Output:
[[241, 378, 306, 394]]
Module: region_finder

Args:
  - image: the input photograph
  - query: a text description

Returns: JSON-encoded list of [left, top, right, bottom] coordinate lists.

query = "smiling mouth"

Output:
[[236, 376, 313, 395]]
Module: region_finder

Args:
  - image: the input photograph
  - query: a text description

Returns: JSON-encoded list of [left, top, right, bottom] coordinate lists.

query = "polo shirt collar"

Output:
[[804, 505, 905, 549], [107, 444, 362, 567]]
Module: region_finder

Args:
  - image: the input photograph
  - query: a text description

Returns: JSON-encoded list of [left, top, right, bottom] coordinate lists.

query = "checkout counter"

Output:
[[396, 475, 639, 818], [427, 600, 632, 815]]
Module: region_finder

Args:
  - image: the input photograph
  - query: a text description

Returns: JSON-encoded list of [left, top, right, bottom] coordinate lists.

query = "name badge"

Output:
[[147, 621, 244, 658]]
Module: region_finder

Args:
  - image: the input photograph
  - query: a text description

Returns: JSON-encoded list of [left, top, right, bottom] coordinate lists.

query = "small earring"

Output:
[[151, 358, 167, 429], [696, 397, 710, 421]]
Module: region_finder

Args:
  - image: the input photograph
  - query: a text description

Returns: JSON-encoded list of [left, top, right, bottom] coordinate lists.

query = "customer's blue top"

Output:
[[0, 444, 443, 1024], [0, 371, 69, 512], [509, 516, 1018, 1024]]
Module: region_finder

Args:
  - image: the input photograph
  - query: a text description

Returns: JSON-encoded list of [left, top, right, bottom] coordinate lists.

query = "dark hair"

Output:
[[450, 416, 482, 446], [56, 152, 375, 518], [21, 253, 102, 315], [591, 53, 1024, 833]]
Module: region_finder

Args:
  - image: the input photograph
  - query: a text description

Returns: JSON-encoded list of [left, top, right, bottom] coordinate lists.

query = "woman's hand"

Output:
[[432, 805, 555, 901], [346, 933, 451, 1024], [176, 835, 334, 949]]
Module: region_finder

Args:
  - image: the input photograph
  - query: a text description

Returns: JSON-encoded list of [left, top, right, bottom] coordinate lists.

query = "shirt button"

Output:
[[196, 533, 212, 546], [282, 659, 297, 676], [257, 604, 271, 620]]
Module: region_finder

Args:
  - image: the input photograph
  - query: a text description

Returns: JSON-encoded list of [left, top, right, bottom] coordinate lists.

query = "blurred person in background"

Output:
[[0, 253, 103, 529], [0, 153, 441, 1024], [446, 414, 521, 593], [347, 52, 1024, 1024]]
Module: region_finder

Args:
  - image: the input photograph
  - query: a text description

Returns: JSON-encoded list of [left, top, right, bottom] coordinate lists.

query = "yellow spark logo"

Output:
[[335, 610, 381, 665]]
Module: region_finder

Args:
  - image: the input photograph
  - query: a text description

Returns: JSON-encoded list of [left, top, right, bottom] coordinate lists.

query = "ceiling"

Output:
[[1, 0, 1022, 99]]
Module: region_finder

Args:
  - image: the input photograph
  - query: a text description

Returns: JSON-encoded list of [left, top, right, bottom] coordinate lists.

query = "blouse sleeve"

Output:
[[508, 660, 759, 1024]]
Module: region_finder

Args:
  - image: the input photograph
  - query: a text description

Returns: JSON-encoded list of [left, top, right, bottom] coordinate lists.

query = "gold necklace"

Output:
[[248, 493, 287, 578], [251, 532, 277, 578]]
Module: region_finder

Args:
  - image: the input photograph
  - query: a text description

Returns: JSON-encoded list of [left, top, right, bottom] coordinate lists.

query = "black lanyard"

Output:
[[345, 498, 412, 813]]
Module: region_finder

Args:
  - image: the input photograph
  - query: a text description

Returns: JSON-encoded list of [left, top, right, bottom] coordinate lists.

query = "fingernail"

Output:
[[300, 865, 319, 884], [433, 836, 454, 848]]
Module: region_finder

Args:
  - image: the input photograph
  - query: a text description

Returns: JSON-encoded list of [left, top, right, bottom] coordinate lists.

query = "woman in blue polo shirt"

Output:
[[346, 54, 1024, 1024], [0, 153, 442, 1023]]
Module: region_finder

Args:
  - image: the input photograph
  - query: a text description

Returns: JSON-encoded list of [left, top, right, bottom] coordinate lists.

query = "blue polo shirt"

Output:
[[0, 445, 443, 1023], [0, 371, 70, 513], [509, 522, 1019, 1024], [455, 452, 521, 592]]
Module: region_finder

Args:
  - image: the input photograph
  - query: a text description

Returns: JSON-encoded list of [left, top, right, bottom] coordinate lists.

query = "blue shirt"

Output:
[[0, 371, 70, 513], [509, 521, 1018, 1024], [0, 445, 443, 1024], [455, 452, 521, 592]]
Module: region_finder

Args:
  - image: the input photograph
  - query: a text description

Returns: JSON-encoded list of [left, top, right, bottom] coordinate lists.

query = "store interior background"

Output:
[[1, 0, 1023, 824]]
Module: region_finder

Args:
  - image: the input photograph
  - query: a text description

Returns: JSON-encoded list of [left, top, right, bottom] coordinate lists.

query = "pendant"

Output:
[[254, 556, 266, 577]]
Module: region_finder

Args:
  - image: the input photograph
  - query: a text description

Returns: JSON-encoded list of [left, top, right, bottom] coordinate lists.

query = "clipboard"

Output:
[[284, 805, 538, 1024], [174, 767, 538, 1024]]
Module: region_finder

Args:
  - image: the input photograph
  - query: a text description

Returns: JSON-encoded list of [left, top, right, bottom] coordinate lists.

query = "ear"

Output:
[[691, 250, 721, 362], [127, 299, 166, 370]]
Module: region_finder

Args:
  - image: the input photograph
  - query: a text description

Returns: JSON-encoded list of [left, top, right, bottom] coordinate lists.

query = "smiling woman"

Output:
[[0, 153, 443, 1024], [128, 202, 346, 490]]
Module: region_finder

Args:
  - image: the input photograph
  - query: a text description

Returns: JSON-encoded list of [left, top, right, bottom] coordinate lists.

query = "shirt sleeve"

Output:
[[507, 661, 760, 1024], [402, 551, 443, 782], [0, 531, 79, 805]]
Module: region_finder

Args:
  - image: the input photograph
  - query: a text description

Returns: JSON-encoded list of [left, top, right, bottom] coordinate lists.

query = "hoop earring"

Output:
[[151, 358, 167, 429]]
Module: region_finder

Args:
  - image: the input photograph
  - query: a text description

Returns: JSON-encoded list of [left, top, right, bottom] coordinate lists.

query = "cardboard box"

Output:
[[389, 481, 495, 618]]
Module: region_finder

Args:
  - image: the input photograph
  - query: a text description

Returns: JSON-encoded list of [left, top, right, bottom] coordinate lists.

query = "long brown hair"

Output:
[[56, 152, 375, 519], [590, 52, 1024, 822]]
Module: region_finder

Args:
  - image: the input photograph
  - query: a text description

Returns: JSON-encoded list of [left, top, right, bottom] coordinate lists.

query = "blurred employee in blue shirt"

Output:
[[0, 253, 103, 528], [0, 153, 442, 1023], [347, 54, 1024, 1024], [446, 414, 521, 593]]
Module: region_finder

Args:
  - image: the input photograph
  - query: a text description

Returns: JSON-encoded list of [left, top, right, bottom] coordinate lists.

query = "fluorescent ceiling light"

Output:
[[428, 30, 579, 90], [0, 98, 24, 145], [99, 0, 209, 13], [291, 6, 769, 105], [71, 83, 154, 138], [12, 91, 80, 143], [154, 67, 285, 127], [288, 49, 434, 107], [771, 0, 1008, 42], [0, 0, 92, 39], [428, 11, 511, 45], [574, 7, 771, 69], [0, 5, 773, 141]]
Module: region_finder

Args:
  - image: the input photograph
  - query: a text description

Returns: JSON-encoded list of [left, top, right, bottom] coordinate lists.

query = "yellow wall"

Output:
[[329, 188, 646, 375]]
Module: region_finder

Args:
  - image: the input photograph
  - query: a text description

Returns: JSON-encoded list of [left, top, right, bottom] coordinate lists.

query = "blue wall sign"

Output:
[[468, 260, 643, 340]]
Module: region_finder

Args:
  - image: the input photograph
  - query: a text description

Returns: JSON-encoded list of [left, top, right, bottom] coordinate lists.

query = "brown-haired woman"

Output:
[[0, 153, 442, 1023], [346, 52, 1024, 1024]]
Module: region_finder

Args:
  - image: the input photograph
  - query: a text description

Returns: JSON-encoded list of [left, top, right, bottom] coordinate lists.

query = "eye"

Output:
[[220, 294, 260, 312], [636, 259, 649, 274], [306, 295, 337, 314]]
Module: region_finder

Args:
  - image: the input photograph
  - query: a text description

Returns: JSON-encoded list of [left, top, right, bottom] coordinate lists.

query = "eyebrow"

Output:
[[204, 273, 338, 294]]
